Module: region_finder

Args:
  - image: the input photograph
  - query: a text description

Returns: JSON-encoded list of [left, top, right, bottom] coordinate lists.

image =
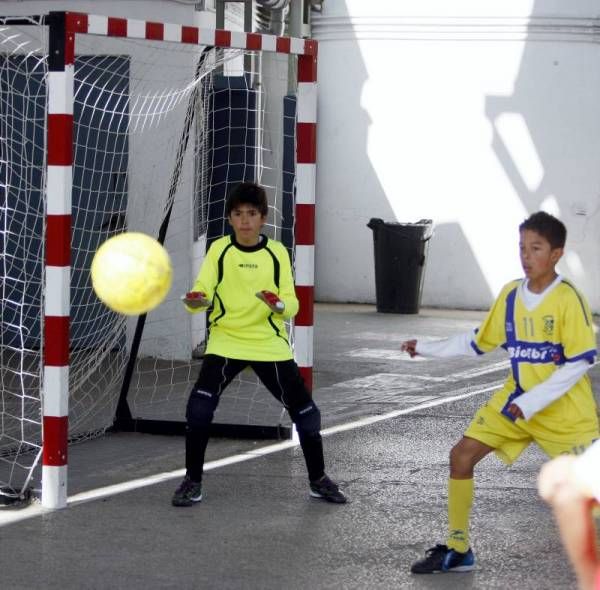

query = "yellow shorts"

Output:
[[465, 399, 599, 465]]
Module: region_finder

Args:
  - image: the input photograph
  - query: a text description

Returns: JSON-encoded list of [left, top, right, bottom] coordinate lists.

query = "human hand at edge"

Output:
[[538, 455, 581, 504]]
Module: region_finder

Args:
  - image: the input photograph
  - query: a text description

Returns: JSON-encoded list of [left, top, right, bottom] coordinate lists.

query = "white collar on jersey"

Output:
[[519, 274, 563, 311]]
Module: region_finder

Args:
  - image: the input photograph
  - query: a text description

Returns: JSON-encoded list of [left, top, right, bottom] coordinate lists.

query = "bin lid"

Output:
[[367, 218, 433, 239]]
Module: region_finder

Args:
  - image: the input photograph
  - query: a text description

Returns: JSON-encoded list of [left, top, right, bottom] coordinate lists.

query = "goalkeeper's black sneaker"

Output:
[[309, 475, 347, 504], [171, 476, 202, 507], [410, 544, 475, 574]]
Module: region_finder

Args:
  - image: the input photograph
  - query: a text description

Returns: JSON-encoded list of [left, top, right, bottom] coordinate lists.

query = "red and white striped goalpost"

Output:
[[293, 40, 318, 392], [43, 12, 75, 509], [42, 12, 318, 509]]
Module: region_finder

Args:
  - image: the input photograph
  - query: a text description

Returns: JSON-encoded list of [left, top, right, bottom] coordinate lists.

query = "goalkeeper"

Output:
[[401, 211, 599, 574], [172, 182, 346, 507]]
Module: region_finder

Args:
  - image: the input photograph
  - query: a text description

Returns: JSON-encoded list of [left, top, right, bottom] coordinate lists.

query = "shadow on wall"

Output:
[[315, 1, 600, 310], [485, 1, 600, 306], [314, 2, 522, 306], [313, 2, 395, 303], [422, 222, 493, 310]]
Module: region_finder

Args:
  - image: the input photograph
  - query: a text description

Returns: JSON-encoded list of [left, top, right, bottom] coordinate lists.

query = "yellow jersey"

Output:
[[188, 234, 299, 361], [472, 278, 597, 433]]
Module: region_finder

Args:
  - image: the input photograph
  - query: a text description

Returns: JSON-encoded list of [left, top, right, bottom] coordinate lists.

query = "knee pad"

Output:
[[186, 388, 219, 430], [292, 401, 321, 435]]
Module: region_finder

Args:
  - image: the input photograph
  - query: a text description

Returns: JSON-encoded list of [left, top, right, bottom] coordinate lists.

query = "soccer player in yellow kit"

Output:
[[401, 211, 599, 573], [172, 182, 346, 507]]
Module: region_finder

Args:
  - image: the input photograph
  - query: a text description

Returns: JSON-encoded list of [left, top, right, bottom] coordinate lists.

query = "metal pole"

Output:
[[216, 0, 225, 28], [244, 0, 254, 32], [289, 0, 303, 37], [287, 0, 304, 93], [215, 0, 253, 31]]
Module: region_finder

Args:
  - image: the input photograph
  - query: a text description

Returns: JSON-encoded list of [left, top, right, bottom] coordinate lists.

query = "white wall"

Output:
[[312, 0, 600, 311]]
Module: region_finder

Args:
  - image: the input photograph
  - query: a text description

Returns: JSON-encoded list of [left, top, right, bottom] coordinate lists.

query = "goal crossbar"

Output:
[[0, 11, 317, 509]]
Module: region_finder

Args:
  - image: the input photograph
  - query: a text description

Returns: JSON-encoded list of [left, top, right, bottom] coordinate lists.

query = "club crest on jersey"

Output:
[[542, 315, 554, 336]]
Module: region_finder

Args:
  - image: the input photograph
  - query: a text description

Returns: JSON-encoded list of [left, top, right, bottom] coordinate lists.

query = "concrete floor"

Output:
[[1, 303, 598, 589]]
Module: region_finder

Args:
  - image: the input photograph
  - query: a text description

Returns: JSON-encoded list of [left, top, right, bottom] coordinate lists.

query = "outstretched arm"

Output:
[[401, 332, 478, 358]]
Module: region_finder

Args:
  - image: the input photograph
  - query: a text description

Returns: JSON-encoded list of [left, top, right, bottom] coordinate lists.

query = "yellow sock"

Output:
[[446, 477, 474, 553]]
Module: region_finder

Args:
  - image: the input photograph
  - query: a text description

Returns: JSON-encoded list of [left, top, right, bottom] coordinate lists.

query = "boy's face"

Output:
[[228, 205, 266, 246], [519, 229, 563, 285]]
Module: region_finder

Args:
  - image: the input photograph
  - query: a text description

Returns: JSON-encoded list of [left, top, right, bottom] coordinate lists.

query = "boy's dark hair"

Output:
[[225, 182, 268, 217], [519, 211, 566, 249]]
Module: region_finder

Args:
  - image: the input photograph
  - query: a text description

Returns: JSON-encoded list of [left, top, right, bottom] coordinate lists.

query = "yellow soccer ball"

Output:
[[91, 232, 173, 315]]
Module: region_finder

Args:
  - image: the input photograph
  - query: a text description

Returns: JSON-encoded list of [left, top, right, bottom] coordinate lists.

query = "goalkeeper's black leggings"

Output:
[[185, 354, 325, 483]]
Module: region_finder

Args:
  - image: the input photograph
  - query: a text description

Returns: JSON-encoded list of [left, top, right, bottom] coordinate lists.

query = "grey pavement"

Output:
[[1, 304, 598, 589]]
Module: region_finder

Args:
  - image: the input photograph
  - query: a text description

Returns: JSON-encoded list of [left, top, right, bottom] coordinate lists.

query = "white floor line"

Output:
[[321, 381, 503, 436], [0, 381, 501, 526]]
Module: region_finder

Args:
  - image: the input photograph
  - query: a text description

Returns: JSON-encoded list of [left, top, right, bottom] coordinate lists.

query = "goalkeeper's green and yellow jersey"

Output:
[[471, 278, 597, 431], [187, 234, 299, 361]]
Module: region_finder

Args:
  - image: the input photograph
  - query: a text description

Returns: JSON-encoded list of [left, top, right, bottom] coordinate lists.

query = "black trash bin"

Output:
[[367, 218, 433, 314]]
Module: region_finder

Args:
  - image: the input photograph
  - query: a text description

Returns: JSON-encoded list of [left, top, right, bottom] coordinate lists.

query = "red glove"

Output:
[[181, 291, 210, 307], [256, 290, 285, 312]]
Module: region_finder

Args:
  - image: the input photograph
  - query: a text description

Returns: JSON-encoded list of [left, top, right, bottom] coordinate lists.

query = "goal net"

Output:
[[0, 12, 317, 507]]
